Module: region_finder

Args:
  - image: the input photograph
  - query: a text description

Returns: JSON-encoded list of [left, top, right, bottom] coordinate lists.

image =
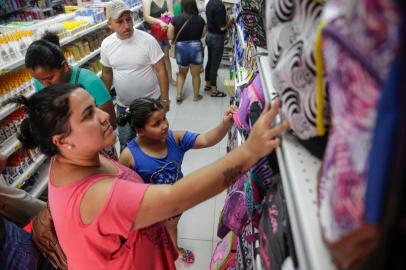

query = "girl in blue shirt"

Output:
[[118, 97, 236, 265]]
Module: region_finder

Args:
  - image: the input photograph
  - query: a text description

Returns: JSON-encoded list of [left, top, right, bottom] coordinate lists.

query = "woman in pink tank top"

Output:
[[10, 83, 287, 269]]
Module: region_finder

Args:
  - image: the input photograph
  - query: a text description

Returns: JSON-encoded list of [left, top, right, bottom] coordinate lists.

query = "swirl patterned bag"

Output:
[[265, 0, 329, 140]]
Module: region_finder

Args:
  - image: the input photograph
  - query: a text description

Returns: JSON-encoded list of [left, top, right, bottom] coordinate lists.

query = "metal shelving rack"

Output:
[[256, 48, 335, 270]]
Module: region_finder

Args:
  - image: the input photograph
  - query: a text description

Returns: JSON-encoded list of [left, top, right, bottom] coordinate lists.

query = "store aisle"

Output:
[[166, 61, 230, 269]]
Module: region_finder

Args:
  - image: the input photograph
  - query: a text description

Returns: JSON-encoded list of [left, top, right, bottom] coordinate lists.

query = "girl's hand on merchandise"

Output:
[[223, 105, 237, 127], [243, 99, 289, 160]]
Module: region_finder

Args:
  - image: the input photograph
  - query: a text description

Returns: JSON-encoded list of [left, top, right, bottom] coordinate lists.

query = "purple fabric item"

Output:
[[233, 73, 266, 131], [319, 0, 401, 243], [218, 176, 249, 238]]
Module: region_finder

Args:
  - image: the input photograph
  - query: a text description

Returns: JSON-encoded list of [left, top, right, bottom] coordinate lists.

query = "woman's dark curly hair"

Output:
[[5, 84, 80, 156], [117, 98, 164, 131]]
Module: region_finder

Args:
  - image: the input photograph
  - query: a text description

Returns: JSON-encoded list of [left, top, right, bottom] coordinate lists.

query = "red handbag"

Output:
[[150, 16, 171, 41]]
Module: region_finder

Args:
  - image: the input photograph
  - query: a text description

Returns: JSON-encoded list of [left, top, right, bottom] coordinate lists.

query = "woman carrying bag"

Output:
[[143, 0, 176, 85], [168, 0, 207, 102]]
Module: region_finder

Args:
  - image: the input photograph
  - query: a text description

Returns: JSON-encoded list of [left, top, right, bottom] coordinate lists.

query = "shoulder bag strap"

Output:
[[173, 17, 191, 43], [74, 68, 81, 85]]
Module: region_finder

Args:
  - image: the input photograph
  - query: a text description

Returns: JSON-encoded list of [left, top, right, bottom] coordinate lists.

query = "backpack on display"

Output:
[[237, 0, 267, 48], [265, 0, 329, 141], [217, 175, 249, 238], [210, 231, 238, 270], [318, 0, 401, 268], [258, 179, 297, 270]]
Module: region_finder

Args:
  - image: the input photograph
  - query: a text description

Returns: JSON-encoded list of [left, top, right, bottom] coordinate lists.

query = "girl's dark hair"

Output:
[[41, 31, 61, 47], [117, 98, 164, 130], [181, 0, 198, 18], [25, 37, 65, 70], [5, 84, 79, 156]]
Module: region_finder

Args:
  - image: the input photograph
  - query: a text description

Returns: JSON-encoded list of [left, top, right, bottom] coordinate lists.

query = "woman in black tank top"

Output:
[[143, 0, 176, 85]]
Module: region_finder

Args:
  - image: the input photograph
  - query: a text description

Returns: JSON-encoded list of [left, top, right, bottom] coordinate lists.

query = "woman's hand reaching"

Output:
[[242, 99, 289, 161]]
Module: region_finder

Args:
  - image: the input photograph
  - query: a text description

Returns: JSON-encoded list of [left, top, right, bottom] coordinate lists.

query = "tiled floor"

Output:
[[167, 59, 230, 269]]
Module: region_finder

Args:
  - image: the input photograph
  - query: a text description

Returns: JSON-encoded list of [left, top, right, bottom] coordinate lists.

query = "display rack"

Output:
[[30, 161, 50, 198], [0, 134, 22, 157], [256, 49, 335, 270], [10, 154, 47, 188], [0, 88, 35, 121], [0, 4, 142, 74]]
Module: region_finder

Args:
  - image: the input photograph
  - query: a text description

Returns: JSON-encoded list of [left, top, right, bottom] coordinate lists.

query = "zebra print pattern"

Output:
[[266, 0, 327, 139]]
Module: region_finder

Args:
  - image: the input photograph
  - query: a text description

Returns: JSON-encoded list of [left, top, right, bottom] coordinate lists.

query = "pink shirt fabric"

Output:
[[48, 157, 178, 270]]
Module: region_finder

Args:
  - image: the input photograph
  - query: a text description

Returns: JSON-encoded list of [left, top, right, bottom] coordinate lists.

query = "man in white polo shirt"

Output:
[[101, 0, 170, 150]]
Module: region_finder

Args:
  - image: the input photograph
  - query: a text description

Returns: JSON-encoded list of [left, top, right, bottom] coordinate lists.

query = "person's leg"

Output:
[[165, 215, 194, 265], [204, 35, 213, 90], [162, 42, 176, 85], [116, 105, 136, 151], [190, 64, 202, 101], [209, 35, 225, 96], [0, 218, 40, 270], [176, 66, 189, 102], [189, 41, 204, 101]]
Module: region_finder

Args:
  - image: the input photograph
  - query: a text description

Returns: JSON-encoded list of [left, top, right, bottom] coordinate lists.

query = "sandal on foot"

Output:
[[193, 94, 203, 102], [204, 86, 211, 91], [210, 90, 227, 97], [179, 248, 195, 265], [176, 95, 183, 103]]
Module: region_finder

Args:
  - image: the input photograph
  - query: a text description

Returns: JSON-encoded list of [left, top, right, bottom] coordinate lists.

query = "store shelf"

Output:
[[223, 0, 239, 4], [30, 161, 50, 198], [10, 154, 47, 188], [60, 21, 108, 46], [0, 4, 143, 74], [0, 135, 22, 157], [0, 58, 25, 75], [256, 50, 335, 270], [0, 5, 30, 17], [236, 23, 247, 49], [134, 20, 144, 29], [72, 48, 101, 67], [0, 88, 35, 121]]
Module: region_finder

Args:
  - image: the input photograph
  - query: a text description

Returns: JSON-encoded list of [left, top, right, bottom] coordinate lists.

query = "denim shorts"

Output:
[[0, 218, 39, 270], [175, 41, 203, 67]]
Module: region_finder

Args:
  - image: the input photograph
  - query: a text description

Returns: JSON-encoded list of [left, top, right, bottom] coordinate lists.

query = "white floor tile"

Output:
[[182, 147, 221, 174], [178, 197, 215, 241], [172, 118, 220, 135], [176, 239, 213, 270], [166, 59, 231, 268]]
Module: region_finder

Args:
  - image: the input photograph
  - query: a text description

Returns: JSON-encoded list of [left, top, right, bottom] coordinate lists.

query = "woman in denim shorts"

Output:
[[168, 0, 207, 102]]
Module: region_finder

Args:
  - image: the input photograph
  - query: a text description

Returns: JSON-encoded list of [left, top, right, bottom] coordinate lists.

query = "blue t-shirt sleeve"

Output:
[[179, 131, 199, 151], [79, 69, 111, 106]]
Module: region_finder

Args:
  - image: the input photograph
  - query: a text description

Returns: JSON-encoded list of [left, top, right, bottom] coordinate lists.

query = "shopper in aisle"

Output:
[[25, 35, 117, 130], [143, 0, 176, 85], [0, 155, 56, 270], [101, 0, 170, 150], [10, 83, 287, 269], [117, 98, 236, 264], [204, 0, 234, 97], [168, 0, 207, 102], [0, 154, 45, 227]]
